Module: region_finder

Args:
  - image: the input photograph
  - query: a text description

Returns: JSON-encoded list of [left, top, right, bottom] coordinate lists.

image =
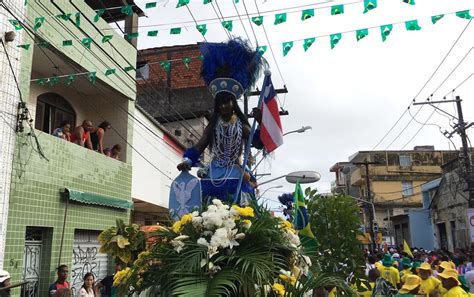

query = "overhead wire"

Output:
[[373, 17, 473, 150], [231, 0, 253, 46]]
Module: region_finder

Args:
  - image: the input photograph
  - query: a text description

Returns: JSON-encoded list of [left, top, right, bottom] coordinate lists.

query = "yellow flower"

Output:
[[280, 219, 293, 230], [180, 213, 193, 224], [113, 267, 131, 287], [133, 251, 150, 266], [279, 274, 297, 286], [272, 283, 286, 297], [232, 205, 254, 217], [172, 221, 182, 233]]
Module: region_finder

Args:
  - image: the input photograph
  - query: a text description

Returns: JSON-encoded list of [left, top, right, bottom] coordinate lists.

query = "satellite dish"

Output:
[[285, 171, 321, 184], [342, 166, 351, 174]]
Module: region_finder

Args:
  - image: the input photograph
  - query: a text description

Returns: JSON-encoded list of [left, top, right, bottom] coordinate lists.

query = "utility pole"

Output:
[[244, 86, 289, 117], [414, 96, 474, 206], [353, 160, 379, 250]]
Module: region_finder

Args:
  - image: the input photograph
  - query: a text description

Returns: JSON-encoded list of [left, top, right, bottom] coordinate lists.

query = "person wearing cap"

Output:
[[0, 270, 11, 297], [379, 254, 401, 288], [401, 258, 413, 284], [418, 262, 441, 296], [437, 268, 469, 296], [395, 274, 422, 296]]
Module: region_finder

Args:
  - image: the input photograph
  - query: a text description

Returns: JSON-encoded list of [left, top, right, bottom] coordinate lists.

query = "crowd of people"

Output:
[[360, 247, 474, 296], [52, 120, 122, 160]]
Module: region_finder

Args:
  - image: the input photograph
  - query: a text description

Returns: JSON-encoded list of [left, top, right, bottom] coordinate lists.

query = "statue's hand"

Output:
[[177, 162, 191, 171], [252, 107, 262, 123]]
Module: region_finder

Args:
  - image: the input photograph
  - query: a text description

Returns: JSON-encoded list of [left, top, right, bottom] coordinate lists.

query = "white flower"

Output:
[[235, 233, 245, 240], [174, 235, 189, 241], [222, 218, 236, 229], [212, 199, 223, 206], [170, 239, 185, 253], [197, 237, 209, 246], [208, 246, 218, 258]]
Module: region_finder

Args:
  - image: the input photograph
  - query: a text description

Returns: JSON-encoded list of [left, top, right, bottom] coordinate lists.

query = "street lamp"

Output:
[[283, 126, 312, 136], [259, 171, 321, 186], [258, 185, 283, 199]]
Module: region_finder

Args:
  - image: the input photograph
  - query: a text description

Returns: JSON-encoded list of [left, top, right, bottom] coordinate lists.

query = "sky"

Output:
[[128, 0, 474, 211]]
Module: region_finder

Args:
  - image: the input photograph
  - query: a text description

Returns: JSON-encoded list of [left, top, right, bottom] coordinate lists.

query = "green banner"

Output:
[[330, 33, 341, 49], [146, 2, 157, 9], [252, 16, 263, 26], [331, 5, 344, 15], [301, 9, 314, 21], [82, 37, 92, 49], [356, 28, 369, 41], [170, 27, 181, 34], [34, 17, 45, 31], [381, 24, 393, 42], [274, 13, 287, 25], [364, 0, 377, 13], [196, 24, 207, 36], [431, 14, 444, 24], [222, 20, 233, 31], [303, 37, 315, 52], [405, 20, 421, 31], [282, 41, 293, 56], [147, 30, 158, 37], [94, 9, 105, 22], [9, 19, 23, 30]]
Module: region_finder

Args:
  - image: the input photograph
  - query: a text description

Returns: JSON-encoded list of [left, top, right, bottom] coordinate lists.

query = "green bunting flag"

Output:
[[88, 72, 97, 85], [431, 14, 444, 24], [63, 40, 73, 46], [303, 37, 315, 51], [282, 41, 293, 56], [49, 76, 60, 86], [17, 44, 30, 50], [176, 0, 189, 7], [331, 5, 344, 15], [204, 0, 212, 4], [456, 10, 472, 20], [235, 0, 239, 3], [196, 24, 207, 36], [160, 61, 171, 72], [363, 0, 377, 13], [183, 57, 191, 69], [65, 74, 76, 86], [330, 33, 341, 49], [75, 12, 81, 28], [9, 19, 23, 30], [37, 78, 48, 86], [198, 55, 204, 60], [105, 68, 116, 76], [252, 16, 263, 26], [94, 9, 106, 22], [222, 20, 233, 31], [274, 13, 287, 25], [356, 28, 369, 41], [38, 42, 50, 48], [126, 32, 139, 40], [381, 24, 393, 42], [402, 0, 415, 5], [34, 17, 45, 31], [147, 30, 158, 37], [56, 13, 72, 21], [82, 37, 92, 49], [121, 5, 133, 16], [146, 2, 157, 9], [301, 9, 314, 21], [124, 66, 135, 72], [257, 46, 267, 56], [102, 35, 113, 43], [170, 27, 181, 34], [405, 20, 421, 31]]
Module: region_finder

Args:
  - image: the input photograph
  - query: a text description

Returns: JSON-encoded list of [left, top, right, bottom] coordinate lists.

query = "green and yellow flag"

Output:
[[293, 182, 314, 238]]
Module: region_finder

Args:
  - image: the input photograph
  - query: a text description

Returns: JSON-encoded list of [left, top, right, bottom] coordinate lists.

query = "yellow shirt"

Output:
[[444, 286, 469, 297], [375, 262, 382, 270], [352, 281, 374, 297], [419, 276, 441, 295], [401, 269, 413, 283], [379, 265, 401, 287]]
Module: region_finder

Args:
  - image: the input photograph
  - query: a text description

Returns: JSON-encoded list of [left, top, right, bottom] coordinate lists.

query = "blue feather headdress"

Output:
[[200, 38, 263, 99]]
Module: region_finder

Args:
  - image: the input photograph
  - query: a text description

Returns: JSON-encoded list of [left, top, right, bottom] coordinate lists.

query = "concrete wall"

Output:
[[131, 110, 181, 208]]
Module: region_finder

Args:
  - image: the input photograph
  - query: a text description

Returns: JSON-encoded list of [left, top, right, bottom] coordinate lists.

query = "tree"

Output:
[[305, 189, 366, 282]]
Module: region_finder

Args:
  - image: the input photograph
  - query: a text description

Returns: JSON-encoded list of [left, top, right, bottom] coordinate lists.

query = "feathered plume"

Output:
[[199, 38, 263, 92]]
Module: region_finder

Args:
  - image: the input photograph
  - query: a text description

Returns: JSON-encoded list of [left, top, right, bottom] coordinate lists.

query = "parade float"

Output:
[[99, 38, 358, 296]]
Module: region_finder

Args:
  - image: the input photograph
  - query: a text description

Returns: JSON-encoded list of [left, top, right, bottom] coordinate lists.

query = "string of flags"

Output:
[[10, 0, 417, 37], [277, 10, 472, 56]]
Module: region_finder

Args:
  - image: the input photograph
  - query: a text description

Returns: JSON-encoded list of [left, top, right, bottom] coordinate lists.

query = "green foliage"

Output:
[[306, 189, 366, 281], [98, 219, 146, 266]]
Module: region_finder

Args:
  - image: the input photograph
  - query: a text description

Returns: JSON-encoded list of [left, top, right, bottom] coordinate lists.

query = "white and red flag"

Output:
[[259, 75, 283, 153]]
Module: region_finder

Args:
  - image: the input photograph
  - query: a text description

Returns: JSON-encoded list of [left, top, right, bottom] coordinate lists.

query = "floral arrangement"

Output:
[[101, 200, 356, 296]]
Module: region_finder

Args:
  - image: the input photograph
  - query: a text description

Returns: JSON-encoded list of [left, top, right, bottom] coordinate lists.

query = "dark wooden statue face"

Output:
[[215, 92, 235, 122]]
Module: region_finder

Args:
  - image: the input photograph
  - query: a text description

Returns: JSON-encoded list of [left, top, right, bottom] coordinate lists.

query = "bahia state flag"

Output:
[[293, 182, 314, 238], [259, 74, 283, 153]]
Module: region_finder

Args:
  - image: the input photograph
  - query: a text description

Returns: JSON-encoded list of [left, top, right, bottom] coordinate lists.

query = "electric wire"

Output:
[[231, 0, 253, 46]]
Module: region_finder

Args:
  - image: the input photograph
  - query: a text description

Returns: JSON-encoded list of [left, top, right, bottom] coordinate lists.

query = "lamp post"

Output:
[[258, 185, 283, 199], [258, 171, 321, 186], [283, 126, 312, 136]]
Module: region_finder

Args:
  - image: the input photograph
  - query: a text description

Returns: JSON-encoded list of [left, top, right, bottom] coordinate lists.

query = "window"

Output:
[[35, 93, 76, 134], [402, 181, 414, 197], [399, 155, 412, 167]]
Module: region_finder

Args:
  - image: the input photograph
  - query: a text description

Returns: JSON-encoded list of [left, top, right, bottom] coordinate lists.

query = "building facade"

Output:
[[332, 147, 457, 246], [1, 1, 141, 296]]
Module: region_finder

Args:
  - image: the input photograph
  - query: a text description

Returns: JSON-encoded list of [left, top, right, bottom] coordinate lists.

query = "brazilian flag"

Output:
[[293, 182, 314, 238]]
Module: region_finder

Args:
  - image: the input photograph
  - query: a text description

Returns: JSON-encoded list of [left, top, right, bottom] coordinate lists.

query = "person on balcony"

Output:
[[70, 121, 93, 149], [91, 121, 112, 154], [105, 144, 121, 160], [52, 121, 71, 141]]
